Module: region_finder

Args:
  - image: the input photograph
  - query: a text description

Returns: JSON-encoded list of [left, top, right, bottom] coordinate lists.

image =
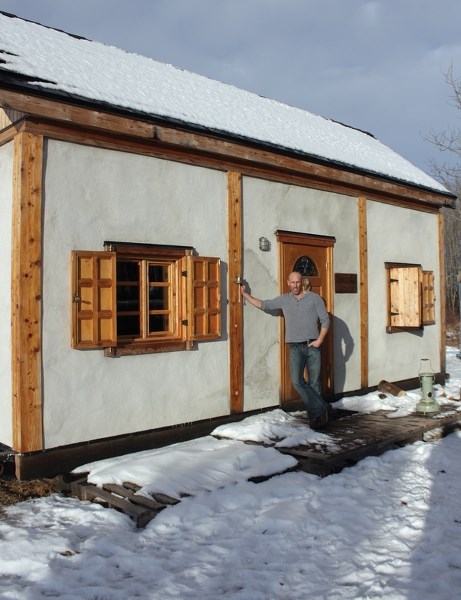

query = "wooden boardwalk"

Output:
[[279, 405, 461, 476], [51, 405, 461, 528], [52, 474, 181, 529]]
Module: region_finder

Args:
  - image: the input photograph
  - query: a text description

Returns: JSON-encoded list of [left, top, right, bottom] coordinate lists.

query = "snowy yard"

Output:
[[1, 349, 461, 599]]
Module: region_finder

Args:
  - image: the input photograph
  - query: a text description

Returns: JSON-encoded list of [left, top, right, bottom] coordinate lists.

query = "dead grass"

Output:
[[0, 476, 54, 508], [446, 310, 460, 347]]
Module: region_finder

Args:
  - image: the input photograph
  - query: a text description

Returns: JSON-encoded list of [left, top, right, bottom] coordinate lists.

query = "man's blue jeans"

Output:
[[289, 342, 327, 420]]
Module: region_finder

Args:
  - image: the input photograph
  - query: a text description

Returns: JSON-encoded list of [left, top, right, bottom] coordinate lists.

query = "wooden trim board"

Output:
[[11, 132, 44, 452], [227, 171, 244, 413], [358, 197, 369, 388]]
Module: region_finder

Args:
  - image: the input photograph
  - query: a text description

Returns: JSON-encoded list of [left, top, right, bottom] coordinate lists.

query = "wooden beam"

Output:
[[10, 114, 443, 216], [0, 88, 155, 139], [227, 171, 244, 413], [0, 89, 453, 210], [11, 132, 44, 452], [358, 197, 368, 389], [438, 213, 446, 376]]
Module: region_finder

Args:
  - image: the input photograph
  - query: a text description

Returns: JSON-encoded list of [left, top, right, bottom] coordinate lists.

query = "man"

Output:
[[240, 271, 331, 430]]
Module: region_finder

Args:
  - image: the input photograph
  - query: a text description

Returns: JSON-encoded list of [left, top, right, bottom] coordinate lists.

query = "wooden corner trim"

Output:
[[358, 197, 368, 388], [11, 132, 44, 452], [438, 214, 446, 375]]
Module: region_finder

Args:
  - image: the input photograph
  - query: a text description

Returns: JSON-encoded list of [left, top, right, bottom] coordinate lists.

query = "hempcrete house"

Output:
[[0, 12, 456, 478]]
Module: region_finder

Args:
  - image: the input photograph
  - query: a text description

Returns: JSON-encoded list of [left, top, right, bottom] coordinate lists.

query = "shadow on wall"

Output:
[[333, 315, 354, 394]]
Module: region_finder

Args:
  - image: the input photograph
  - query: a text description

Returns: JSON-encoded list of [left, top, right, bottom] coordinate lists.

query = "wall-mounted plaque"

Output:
[[335, 273, 358, 294]]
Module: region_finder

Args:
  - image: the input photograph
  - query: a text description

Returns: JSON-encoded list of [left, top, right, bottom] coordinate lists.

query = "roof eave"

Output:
[[0, 73, 456, 206]]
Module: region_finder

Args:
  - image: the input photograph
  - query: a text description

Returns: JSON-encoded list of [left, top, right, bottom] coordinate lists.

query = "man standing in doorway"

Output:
[[240, 271, 331, 430]]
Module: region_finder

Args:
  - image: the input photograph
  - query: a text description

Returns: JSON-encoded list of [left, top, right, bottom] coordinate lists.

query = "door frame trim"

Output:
[[276, 230, 336, 247]]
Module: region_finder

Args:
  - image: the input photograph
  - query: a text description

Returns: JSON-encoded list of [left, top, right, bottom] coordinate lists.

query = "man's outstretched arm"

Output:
[[240, 284, 262, 309]]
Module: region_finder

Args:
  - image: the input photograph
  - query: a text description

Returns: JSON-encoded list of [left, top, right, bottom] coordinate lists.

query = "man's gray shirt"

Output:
[[261, 291, 330, 343]]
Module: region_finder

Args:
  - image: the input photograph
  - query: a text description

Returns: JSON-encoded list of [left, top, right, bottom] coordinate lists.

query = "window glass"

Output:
[[118, 315, 140, 337], [148, 262, 170, 334], [149, 314, 169, 332], [293, 255, 318, 277], [116, 260, 140, 336]]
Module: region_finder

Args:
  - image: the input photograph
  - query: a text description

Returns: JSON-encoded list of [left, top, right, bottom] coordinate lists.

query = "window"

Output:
[[71, 243, 221, 355], [386, 262, 435, 333]]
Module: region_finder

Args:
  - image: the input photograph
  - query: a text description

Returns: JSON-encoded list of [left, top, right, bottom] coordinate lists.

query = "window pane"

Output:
[[149, 314, 169, 332], [149, 264, 169, 282], [117, 285, 139, 312], [117, 260, 140, 336], [148, 264, 169, 330], [149, 285, 168, 311], [117, 261, 140, 311], [117, 261, 140, 282], [117, 315, 140, 336]]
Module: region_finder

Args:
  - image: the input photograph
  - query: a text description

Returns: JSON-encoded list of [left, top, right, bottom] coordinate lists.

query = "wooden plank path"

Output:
[[51, 405, 461, 528], [278, 405, 461, 476], [51, 475, 182, 528]]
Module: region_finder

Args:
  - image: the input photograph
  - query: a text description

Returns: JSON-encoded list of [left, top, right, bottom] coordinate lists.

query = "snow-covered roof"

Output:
[[0, 11, 450, 195]]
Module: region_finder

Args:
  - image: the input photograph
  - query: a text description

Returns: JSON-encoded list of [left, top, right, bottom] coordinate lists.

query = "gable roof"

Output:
[[0, 11, 451, 197]]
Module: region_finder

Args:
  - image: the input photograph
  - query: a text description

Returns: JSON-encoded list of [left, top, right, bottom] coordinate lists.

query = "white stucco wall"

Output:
[[366, 200, 441, 385], [0, 142, 13, 447], [41, 140, 228, 448], [241, 176, 361, 408], [39, 139, 444, 449]]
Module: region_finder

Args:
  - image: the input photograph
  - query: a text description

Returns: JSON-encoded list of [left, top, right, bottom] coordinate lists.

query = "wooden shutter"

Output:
[[422, 270, 435, 325], [388, 265, 422, 329], [183, 256, 221, 341], [72, 251, 117, 348]]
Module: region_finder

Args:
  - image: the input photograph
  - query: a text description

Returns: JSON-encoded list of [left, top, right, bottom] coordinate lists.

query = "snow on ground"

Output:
[[1, 350, 461, 599]]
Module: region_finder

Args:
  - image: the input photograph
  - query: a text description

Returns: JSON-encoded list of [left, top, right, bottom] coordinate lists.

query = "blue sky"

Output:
[[2, 0, 461, 176]]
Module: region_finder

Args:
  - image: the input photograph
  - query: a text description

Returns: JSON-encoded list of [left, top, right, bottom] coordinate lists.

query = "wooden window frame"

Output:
[[72, 242, 221, 355], [385, 262, 435, 333], [422, 270, 436, 325]]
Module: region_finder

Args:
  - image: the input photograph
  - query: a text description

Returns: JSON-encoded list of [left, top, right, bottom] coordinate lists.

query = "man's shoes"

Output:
[[308, 404, 332, 431]]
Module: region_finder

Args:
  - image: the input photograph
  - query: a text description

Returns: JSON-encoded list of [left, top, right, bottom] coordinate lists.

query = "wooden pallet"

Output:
[[52, 474, 180, 528]]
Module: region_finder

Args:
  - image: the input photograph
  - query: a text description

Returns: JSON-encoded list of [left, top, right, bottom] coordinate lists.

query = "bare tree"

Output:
[[427, 65, 461, 314], [441, 195, 461, 313]]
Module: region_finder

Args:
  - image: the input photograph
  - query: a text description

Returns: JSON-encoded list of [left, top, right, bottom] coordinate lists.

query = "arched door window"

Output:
[[292, 255, 318, 276], [293, 255, 318, 291]]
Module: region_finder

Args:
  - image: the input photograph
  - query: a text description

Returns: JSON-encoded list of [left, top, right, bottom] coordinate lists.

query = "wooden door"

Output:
[[277, 231, 335, 402]]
